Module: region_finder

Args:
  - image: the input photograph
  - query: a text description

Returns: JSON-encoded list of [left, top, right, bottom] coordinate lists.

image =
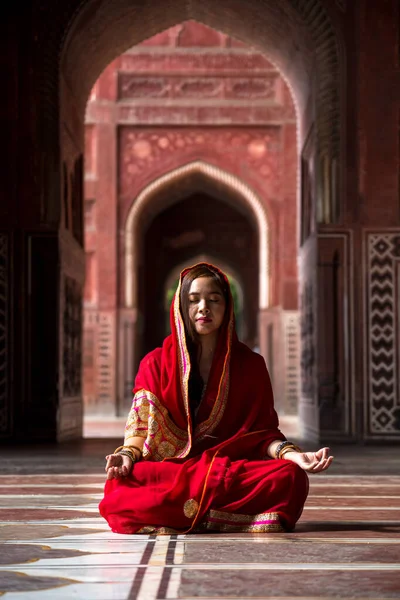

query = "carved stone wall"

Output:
[[365, 231, 400, 439], [298, 235, 319, 442], [282, 311, 301, 416], [119, 128, 283, 208], [318, 232, 354, 440], [63, 276, 82, 398], [118, 73, 283, 102], [83, 25, 298, 415]]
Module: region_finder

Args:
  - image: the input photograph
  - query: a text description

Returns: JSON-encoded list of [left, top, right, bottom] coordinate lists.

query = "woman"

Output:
[[99, 263, 333, 534]]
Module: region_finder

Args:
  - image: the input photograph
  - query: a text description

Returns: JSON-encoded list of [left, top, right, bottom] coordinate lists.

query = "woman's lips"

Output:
[[197, 317, 212, 322]]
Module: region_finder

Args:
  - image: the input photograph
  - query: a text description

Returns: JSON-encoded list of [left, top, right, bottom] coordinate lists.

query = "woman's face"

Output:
[[188, 276, 226, 337]]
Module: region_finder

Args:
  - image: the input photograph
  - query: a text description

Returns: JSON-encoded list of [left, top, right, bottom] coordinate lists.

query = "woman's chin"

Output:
[[195, 323, 218, 336]]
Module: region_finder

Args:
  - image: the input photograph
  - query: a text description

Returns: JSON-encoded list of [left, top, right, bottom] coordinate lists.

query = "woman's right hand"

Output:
[[105, 453, 133, 480]]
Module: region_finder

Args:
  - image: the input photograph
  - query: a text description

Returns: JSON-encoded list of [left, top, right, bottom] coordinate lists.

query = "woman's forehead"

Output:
[[188, 276, 221, 294]]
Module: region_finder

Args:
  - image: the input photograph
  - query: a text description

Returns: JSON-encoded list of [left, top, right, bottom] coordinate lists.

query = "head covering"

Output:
[[132, 262, 284, 462]]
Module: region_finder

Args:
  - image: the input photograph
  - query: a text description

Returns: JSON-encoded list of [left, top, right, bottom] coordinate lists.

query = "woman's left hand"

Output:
[[283, 447, 333, 473]]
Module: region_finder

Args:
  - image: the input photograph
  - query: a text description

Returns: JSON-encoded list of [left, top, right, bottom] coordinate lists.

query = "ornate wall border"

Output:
[[125, 160, 270, 309], [318, 230, 355, 439], [282, 310, 301, 415], [364, 230, 400, 440]]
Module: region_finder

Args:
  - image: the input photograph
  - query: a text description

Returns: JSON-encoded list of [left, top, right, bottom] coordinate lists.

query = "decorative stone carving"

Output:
[[229, 77, 278, 100], [119, 73, 281, 103], [97, 312, 115, 407], [119, 75, 169, 99], [63, 276, 82, 398], [366, 232, 400, 438], [283, 311, 300, 415], [177, 78, 222, 98], [300, 281, 316, 401], [120, 129, 281, 198]]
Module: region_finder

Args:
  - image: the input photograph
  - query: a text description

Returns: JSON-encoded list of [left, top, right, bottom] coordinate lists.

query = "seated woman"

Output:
[[99, 263, 333, 534]]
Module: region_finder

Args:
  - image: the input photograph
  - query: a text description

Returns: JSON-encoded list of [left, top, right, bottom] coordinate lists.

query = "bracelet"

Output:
[[280, 445, 302, 458], [127, 445, 143, 459], [117, 449, 136, 463], [114, 445, 143, 461], [274, 441, 293, 459], [275, 441, 302, 459]]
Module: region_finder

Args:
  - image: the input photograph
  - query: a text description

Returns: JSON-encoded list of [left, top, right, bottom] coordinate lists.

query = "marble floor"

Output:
[[0, 437, 399, 599]]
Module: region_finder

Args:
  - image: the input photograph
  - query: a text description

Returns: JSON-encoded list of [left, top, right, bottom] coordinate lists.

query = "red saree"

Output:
[[99, 263, 308, 534]]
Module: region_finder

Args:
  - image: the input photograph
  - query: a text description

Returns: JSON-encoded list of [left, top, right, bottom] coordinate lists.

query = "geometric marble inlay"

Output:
[[366, 232, 400, 438]]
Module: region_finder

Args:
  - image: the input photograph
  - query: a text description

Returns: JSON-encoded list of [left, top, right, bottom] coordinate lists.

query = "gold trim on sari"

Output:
[[124, 389, 188, 461], [201, 509, 284, 533]]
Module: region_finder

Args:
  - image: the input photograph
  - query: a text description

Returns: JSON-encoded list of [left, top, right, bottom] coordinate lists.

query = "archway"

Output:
[[118, 164, 267, 414], [19, 0, 347, 443], [60, 3, 343, 183], [142, 191, 255, 354], [57, 3, 344, 443], [124, 161, 269, 310]]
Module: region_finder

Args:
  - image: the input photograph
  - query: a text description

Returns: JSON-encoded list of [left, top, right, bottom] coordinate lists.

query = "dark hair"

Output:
[[179, 264, 230, 419], [180, 264, 229, 344]]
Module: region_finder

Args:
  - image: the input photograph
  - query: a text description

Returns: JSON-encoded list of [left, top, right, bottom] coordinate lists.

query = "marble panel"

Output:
[[11, 518, 105, 527], [300, 508, 400, 521], [0, 570, 77, 593], [177, 568, 400, 597], [7, 538, 153, 554], [0, 543, 93, 565], [0, 486, 103, 495], [308, 486, 400, 497], [0, 581, 133, 600], [181, 541, 400, 564], [0, 476, 105, 485], [0, 495, 100, 508], [182, 521, 400, 539], [293, 521, 400, 538], [0, 509, 97, 521], [308, 476, 400, 486], [0, 565, 138, 584], [0, 524, 106, 541], [306, 497, 400, 508]]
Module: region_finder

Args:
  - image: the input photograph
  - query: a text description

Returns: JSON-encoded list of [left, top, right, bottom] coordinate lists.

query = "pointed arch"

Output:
[[124, 160, 270, 309]]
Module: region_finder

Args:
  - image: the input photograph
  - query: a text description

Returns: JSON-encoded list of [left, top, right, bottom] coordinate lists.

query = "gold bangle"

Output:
[[114, 444, 142, 461], [114, 444, 142, 455], [279, 444, 302, 459], [126, 445, 143, 460], [118, 449, 136, 463]]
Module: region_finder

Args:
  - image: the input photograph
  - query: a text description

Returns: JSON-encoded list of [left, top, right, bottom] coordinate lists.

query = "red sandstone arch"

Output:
[[54, 0, 345, 440], [124, 161, 269, 309], [59, 2, 343, 167]]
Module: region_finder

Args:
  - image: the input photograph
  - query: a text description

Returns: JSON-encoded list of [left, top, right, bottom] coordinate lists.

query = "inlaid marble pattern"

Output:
[[0, 461, 399, 599]]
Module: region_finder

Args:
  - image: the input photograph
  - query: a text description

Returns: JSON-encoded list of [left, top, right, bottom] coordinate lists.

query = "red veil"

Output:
[[99, 263, 308, 534]]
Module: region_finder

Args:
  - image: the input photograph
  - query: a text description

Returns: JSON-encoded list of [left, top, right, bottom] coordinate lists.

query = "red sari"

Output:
[[99, 264, 308, 534]]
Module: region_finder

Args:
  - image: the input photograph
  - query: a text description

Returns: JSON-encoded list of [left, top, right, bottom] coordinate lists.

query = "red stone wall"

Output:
[[83, 21, 298, 414]]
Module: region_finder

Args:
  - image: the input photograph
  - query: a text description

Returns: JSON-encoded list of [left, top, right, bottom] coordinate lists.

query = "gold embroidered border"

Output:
[[136, 525, 183, 535], [124, 389, 189, 461], [203, 509, 284, 533], [204, 521, 284, 533], [173, 276, 193, 457], [208, 508, 281, 524], [193, 305, 234, 443]]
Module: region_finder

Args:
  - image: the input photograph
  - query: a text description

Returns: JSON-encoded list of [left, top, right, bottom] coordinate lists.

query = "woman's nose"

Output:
[[198, 300, 210, 313]]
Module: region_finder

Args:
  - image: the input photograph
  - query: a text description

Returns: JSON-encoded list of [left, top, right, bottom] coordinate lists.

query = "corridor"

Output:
[[0, 442, 399, 599]]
